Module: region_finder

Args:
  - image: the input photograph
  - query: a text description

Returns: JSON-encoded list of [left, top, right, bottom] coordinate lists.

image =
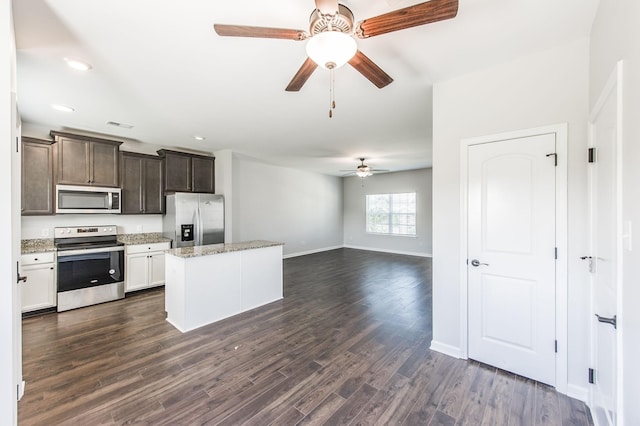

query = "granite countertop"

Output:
[[117, 232, 172, 245], [21, 232, 172, 254], [166, 240, 284, 259], [21, 239, 56, 254]]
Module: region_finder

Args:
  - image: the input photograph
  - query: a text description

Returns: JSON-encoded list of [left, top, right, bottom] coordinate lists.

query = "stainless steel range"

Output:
[[54, 225, 125, 312]]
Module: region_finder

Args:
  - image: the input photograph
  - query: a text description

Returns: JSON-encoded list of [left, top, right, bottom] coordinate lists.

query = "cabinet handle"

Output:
[[50, 267, 54, 270], [34, 258, 38, 261]]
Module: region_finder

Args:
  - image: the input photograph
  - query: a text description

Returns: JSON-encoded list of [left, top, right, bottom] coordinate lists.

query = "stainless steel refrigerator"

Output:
[[163, 193, 224, 248]]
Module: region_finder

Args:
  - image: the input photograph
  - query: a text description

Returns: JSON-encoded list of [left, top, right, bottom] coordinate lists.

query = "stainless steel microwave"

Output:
[[56, 185, 121, 214]]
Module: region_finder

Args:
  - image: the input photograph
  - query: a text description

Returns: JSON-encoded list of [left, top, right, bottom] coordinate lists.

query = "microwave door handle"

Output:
[[107, 192, 113, 210]]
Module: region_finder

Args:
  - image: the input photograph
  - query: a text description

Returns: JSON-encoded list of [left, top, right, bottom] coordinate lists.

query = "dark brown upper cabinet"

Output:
[[21, 137, 54, 216], [120, 152, 165, 214], [51, 131, 122, 187], [157, 149, 215, 194]]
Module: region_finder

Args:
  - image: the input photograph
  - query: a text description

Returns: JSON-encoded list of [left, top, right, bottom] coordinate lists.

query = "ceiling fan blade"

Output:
[[315, 0, 339, 15], [355, 0, 458, 39], [285, 57, 318, 92], [348, 50, 393, 89], [214, 24, 307, 40]]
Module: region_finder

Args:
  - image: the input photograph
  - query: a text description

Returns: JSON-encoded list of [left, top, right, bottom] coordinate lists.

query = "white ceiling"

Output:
[[12, 0, 599, 176]]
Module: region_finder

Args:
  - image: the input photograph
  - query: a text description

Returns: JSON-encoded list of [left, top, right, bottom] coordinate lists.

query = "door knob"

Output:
[[580, 256, 595, 273], [595, 314, 617, 329], [470, 259, 489, 267]]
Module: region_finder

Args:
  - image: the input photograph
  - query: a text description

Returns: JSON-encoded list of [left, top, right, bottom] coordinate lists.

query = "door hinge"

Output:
[[588, 368, 595, 384], [546, 153, 558, 166], [554, 247, 558, 259], [16, 136, 19, 153], [588, 147, 596, 163], [555, 340, 558, 353]]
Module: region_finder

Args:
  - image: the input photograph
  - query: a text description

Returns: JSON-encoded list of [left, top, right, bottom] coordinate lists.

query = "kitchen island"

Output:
[[164, 240, 284, 332]]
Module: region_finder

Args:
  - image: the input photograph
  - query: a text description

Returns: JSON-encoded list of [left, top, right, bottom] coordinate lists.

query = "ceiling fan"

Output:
[[213, 0, 459, 92], [341, 158, 389, 178]]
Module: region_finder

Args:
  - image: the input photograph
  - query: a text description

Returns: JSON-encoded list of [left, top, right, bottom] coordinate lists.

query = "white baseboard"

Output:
[[283, 245, 343, 259], [566, 383, 589, 402], [283, 245, 432, 259], [18, 380, 25, 401], [430, 340, 465, 358], [343, 245, 432, 258]]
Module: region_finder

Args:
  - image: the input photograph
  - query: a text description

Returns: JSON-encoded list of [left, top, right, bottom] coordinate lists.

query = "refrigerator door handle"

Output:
[[192, 208, 200, 246], [196, 206, 203, 246]]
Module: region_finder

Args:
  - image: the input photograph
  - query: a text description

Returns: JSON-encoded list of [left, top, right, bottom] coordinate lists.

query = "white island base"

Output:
[[164, 241, 283, 333]]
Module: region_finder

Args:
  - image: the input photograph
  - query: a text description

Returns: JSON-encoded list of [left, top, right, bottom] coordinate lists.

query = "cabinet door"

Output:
[[22, 140, 54, 215], [143, 158, 164, 213], [164, 152, 191, 193], [125, 253, 149, 292], [120, 154, 143, 214], [192, 156, 215, 193], [148, 252, 166, 287], [21, 263, 56, 312], [57, 138, 90, 185], [91, 142, 120, 187]]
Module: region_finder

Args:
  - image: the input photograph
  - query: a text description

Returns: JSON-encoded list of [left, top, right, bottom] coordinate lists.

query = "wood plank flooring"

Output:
[[18, 248, 592, 425]]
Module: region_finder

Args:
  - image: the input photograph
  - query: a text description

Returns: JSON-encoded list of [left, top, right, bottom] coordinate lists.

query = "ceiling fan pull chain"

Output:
[[329, 68, 335, 118]]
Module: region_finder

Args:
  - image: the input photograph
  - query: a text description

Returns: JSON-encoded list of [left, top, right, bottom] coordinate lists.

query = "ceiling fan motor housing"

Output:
[[309, 4, 354, 35]]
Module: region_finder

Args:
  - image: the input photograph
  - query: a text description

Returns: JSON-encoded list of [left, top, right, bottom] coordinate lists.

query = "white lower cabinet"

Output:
[[125, 242, 170, 292], [21, 252, 57, 312]]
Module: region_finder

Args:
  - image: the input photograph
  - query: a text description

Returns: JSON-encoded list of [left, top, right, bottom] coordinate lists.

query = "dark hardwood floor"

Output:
[[19, 248, 592, 425]]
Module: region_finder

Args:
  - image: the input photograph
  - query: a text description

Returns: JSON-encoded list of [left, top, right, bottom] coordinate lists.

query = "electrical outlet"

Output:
[[136, 225, 143, 233], [41, 228, 50, 237]]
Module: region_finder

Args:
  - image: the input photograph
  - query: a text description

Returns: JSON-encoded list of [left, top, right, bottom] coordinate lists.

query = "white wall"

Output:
[[343, 168, 432, 257], [231, 153, 343, 257], [431, 38, 590, 395], [213, 149, 233, 243], [2, 3, 18, 423], [590, 2, 640, 424]]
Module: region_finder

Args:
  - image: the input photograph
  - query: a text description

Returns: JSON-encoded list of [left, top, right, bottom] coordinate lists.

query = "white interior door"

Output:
[[467, 133, 557, 385], [588, 63, 622, 426]]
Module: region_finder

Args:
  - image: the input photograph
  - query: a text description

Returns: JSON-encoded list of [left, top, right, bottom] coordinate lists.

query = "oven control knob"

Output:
[[66, 229, 71, 233], [109, 269, 115, 275]]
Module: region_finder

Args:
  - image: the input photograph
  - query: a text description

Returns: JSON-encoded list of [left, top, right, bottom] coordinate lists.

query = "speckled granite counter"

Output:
[[165, 240, 284, 332], [22, 233, 171, 254], [117, 232, 172, 245], [165, 240, 283, 259], [21, 239, 56, 254]]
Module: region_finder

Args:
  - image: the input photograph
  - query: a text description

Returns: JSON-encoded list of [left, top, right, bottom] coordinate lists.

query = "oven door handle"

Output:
[[57, 246, 124, 257]]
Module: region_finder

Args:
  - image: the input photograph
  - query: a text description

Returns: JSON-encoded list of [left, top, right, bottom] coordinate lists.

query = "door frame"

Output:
[[459, 123, 568, 394], [587, 60, 624, 425]]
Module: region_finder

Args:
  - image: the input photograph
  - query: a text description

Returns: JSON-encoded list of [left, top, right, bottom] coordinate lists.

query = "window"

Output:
[[366, 192, 416, 236]]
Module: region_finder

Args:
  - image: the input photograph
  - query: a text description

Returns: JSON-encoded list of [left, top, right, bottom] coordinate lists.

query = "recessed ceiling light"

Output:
[[51, 104, 75, 112], [64, 58, 92, 71], [193, 136, 206, 141]]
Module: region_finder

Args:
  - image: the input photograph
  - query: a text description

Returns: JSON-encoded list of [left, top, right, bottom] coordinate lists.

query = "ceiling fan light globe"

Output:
[[356, 165, 372, 178], [306, 31, 357, 70]]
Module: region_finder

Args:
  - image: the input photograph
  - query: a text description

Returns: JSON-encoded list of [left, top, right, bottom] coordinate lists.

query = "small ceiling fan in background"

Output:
[[341, 158, 389, 178], [213, 0, 459, 95]]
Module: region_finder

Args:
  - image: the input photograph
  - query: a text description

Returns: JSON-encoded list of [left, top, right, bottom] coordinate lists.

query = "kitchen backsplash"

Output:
[[21, 214, 163, 239]]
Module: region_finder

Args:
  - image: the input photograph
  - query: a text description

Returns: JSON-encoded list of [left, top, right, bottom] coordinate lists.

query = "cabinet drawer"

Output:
[[126, 242, 170, 255], [22, 252, 55, 265]]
